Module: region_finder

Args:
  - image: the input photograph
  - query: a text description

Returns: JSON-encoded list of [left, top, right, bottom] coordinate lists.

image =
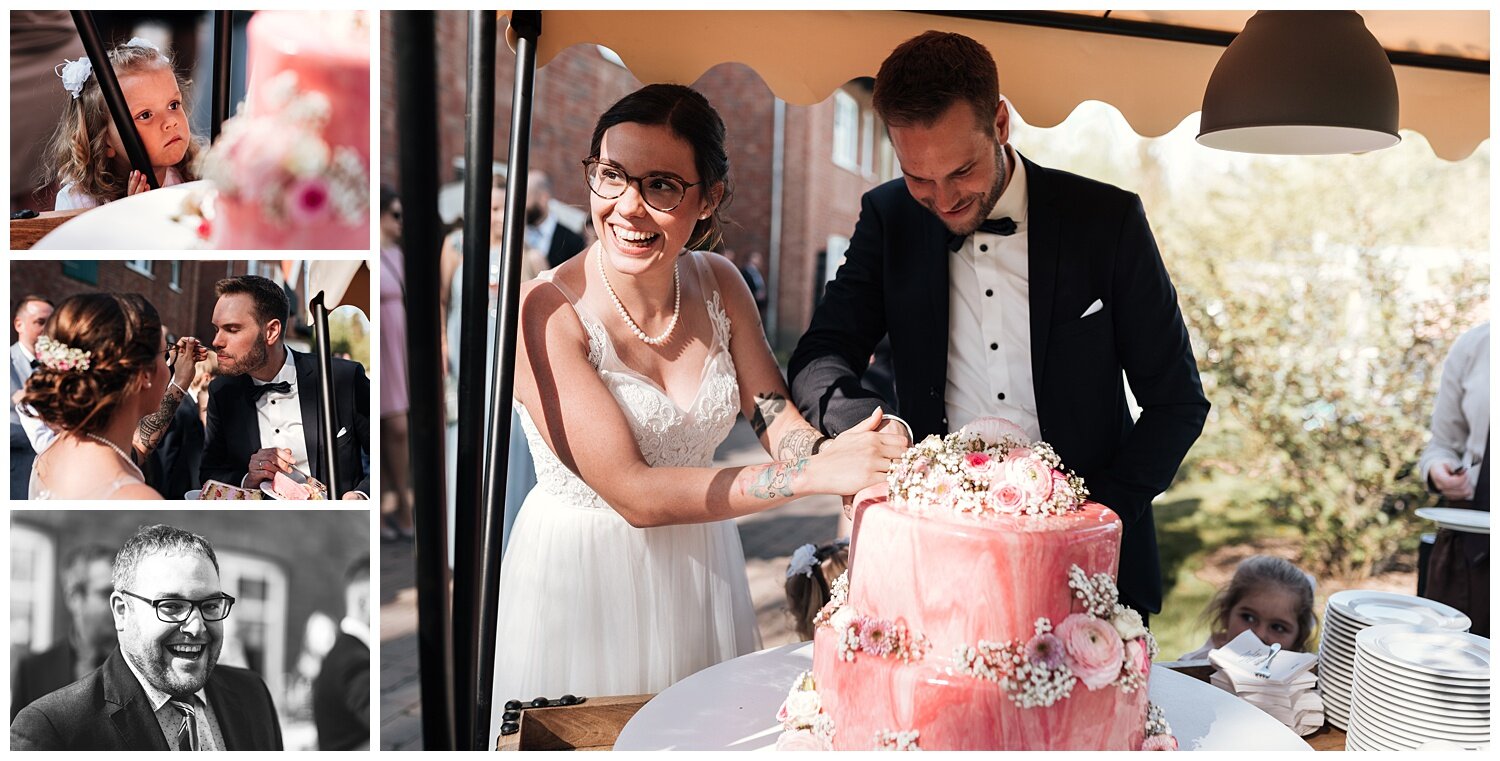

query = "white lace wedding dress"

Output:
[[489, 252, 761, 720]]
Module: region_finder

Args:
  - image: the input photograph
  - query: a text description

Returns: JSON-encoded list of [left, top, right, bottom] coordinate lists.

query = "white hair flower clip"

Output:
[[123, 36, 162, 54], [786, 543, 818, 579], [56, 57, 93, 100], [34, 335, 92, 373]]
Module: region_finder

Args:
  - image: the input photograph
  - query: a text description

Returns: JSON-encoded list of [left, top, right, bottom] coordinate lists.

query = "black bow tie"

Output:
[[947, 217, 1017, 252], [250, 380, 293, 401]]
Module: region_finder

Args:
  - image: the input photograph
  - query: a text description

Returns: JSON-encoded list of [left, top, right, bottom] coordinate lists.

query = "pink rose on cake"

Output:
[[1125, 637, 1151, 680], [963, 451, 996, 477], [776, 728, 831, 751], [1142, 734, 1179, 751], [961, 416, 1029, 447], [990, 482, 1026, 514], [1056, 613, 1125, 690]]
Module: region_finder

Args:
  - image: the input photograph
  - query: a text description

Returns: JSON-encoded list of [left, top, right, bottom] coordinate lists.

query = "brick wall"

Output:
[[381, 12, 891, 350]]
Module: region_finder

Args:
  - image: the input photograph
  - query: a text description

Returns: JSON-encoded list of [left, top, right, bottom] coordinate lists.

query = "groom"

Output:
[[789, 31, 1208, 617], [201, 275, 370, 498]]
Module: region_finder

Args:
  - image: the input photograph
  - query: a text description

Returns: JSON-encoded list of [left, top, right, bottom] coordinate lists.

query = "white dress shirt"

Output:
[[945, 146, 1041, 440], [123, 651, 226, 751], [253, 348, 311, 475]]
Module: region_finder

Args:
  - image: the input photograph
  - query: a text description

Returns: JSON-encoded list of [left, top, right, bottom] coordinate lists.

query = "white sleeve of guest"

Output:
[[1418, 336, 1473, 486], [52, 182, 100, 212], [16, 406, 56, 453]]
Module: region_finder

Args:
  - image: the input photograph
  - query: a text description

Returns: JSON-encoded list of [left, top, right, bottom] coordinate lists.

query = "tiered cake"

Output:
[[199, 10, 370, 249], [776, 418, 1175, 751]]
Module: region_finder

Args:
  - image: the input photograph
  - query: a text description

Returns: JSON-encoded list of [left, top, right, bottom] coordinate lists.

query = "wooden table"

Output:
[[498, 662, 1344, 751]]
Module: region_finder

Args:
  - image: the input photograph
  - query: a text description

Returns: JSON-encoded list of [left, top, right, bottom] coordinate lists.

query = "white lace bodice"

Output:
[[516, 252, 740, 511]]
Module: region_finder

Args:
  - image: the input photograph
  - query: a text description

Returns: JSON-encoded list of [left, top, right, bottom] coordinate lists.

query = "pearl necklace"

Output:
[[85, 432, 145, 481], [597, 249, 680, 346]]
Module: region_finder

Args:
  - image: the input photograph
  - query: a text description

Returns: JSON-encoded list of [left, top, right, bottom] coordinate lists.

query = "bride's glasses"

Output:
[[582, 158, 702, 213]]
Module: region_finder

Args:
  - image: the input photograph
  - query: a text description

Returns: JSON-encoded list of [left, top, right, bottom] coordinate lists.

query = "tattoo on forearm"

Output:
[[134, 387, 184, 456], [777, 426, 821, 461], [741, 457, 808, 499], [749, 392, 788, 438]]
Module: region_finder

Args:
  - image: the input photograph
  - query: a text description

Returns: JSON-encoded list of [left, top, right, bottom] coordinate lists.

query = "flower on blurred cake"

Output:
[[200, 71, 368, 228], [859, 617, 896, 657], [1110, 607, 1147, 641], [992, 483, 1025, 514], [1126, 637, 1152, 678], [1142, 734, 1178, 751], [1024, 632, 1066, 669], [1056, 613, 1125, 690], [963, 450, 995, 476], [776, 728, 831, 751], [961, 416, 1028, 447]]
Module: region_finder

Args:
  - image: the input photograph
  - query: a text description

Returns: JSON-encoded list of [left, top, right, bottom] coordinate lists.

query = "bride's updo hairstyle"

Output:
[[588, 83, 733, 251], [21, 292, 162, 436]]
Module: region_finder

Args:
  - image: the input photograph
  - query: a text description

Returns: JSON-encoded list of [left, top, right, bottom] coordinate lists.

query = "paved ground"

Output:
[[377, 419, 841, 750]]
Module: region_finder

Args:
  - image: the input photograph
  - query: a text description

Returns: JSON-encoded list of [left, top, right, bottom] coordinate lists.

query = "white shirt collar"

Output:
[[122, 650, 210, 713], [253, 346, 298, 389], [340, 616, 371, 649], [18, 342, 35, 362], [990, 145, 1028, 225]]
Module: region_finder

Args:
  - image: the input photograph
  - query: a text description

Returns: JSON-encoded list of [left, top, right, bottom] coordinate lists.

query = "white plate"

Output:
[[1329, 590, 1471, 630], [1415, 507, 1491, 534], [1349, 683, 1492, 733], [1352, 662, 1492, 711], [1350, 695, 1491, 745], [185, 489, 201, 500], [32, 180, 210, 250], [1358, 624, 1490, 679], [1354, 654, 1492, 695], [1346, 713, 1411, 751]]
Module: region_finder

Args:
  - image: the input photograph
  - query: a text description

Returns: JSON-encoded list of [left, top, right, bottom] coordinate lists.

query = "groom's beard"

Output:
[[929, 141, 1008, 237], [217, 330, 270, 377]]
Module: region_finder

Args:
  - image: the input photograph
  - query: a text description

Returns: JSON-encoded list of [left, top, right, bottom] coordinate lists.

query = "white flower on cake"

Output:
[[947, 564, 1159, 709], [775, 671, 834, 750], [873, 729, 921, 751], [887, 417, 1088, 517]]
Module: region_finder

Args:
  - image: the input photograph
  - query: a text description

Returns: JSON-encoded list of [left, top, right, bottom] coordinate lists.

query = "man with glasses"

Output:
[[11, 524, 283, 750]]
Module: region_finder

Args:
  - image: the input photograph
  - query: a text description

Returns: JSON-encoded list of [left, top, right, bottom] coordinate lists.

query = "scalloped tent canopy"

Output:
[[504, 9, 1488, 161]]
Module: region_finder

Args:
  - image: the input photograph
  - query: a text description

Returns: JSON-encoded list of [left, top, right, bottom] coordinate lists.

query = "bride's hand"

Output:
[[170, 337, 204, 391], [811, 408, 909, 495]]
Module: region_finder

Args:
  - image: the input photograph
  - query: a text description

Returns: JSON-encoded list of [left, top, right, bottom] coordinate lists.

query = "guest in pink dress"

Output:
[[380, 185, 413, 538]]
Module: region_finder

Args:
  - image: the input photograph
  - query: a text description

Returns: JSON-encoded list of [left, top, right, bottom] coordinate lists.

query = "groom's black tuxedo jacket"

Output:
[[10, 647, 283, 750], [789, 154, 1209, 613], [201, 348, 371, 495]]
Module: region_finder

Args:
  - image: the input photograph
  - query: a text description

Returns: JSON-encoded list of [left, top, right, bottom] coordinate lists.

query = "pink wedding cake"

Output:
[[776, 418, 1176, 751], [199, 10, 370, 249]]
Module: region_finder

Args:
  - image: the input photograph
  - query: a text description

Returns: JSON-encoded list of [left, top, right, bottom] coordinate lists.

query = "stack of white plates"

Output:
[[1345, 624, 1489, 751], [1317, 590, 1470, 730]]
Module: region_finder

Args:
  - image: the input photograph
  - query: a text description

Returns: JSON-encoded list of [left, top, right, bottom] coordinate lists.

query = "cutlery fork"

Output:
[[1255, 643, 1282, 678]]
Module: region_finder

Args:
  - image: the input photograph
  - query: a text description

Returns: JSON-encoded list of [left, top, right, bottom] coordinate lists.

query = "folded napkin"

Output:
[[1207, 631, 1325, 735], [1208, 630, 1319, 684]]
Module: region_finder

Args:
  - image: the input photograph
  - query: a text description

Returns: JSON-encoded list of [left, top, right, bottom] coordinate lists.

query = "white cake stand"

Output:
[[614, 642, 1312, 751], [32, 180, 209, 250]]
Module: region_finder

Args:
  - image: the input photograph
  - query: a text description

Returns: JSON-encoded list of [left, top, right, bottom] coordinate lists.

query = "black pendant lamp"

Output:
[[1197, 11, 1400, 155]]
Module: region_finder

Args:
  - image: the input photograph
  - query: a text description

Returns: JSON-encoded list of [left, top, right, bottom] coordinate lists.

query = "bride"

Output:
[[20, 292, 206, 499], [491, 84, 906, 713]]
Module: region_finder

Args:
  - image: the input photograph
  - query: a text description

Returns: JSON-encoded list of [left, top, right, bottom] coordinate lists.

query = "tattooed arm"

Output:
[[750, 391, 828, 461], [132, 385, 186, 461]]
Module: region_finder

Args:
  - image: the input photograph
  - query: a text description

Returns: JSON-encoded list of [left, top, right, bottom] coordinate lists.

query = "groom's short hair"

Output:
[[873, 30, 1000, 133], [215, 275, 290, 331], [111, 524, 219, 592]]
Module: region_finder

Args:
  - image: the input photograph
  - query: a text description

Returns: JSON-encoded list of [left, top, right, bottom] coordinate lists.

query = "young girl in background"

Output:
[[1181, 555, 1319, 660], [45, 37, 201, 210], [785, 538, 850, 641]]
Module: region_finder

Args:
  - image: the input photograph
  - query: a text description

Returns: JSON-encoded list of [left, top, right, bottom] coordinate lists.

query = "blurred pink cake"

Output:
[[200, 479, 261, 501], [777, 418, 1175, 751], [200, 10, 370, 249]]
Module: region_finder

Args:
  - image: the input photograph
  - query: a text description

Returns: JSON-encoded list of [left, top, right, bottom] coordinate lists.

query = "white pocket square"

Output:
[[337, 427, 349, 437], [1080, 299, 1104, 318]]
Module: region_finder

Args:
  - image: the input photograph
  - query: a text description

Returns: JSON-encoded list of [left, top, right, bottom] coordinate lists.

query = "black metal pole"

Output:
[[70, 10, 159, 190], [309, 293, 341, 498], [452, 8, 497, 752], [395, 10, 455, 752], [477, 9, 540, 750], [211, 10, 233, 141]]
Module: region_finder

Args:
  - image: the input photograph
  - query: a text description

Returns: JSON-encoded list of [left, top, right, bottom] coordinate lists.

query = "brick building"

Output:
[[380, 12, 898, 350], [10, 260, 285, 345]]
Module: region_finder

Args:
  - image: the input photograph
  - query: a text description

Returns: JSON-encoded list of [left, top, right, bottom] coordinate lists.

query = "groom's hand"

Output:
[[246, 447, 295, 487]]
